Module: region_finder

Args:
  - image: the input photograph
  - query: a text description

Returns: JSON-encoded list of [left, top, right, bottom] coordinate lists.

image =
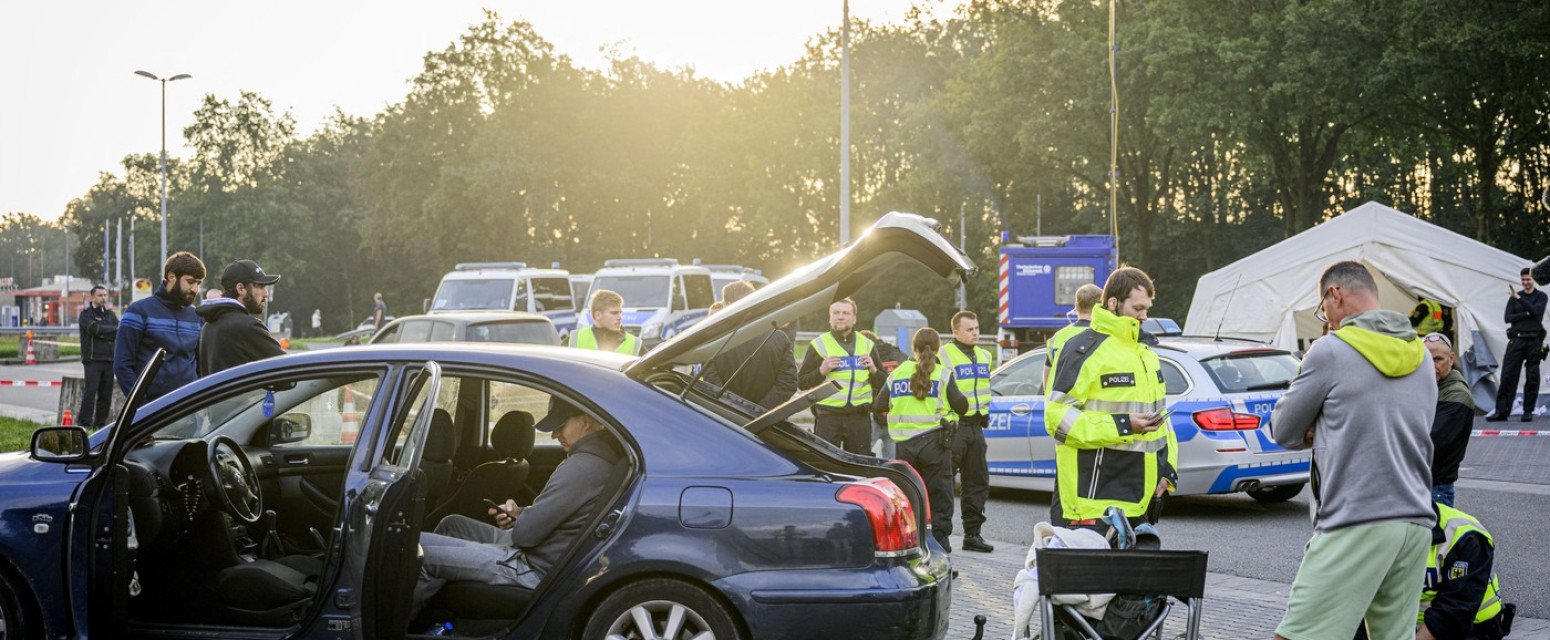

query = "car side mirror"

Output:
[[32, 426, 89, 463], [267, 413, 313, 445], [423, 298, 431, 313]]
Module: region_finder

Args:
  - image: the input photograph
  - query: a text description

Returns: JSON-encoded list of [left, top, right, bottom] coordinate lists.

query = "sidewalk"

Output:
[[943, 533, 1550, 640]]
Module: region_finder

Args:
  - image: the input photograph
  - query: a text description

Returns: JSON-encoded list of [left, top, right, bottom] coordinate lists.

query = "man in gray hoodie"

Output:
[[1271, 261, 1436, 640]]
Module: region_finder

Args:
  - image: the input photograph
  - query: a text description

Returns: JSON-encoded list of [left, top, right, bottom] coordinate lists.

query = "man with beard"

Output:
[[115, 251, 206, 400], [198, 260, 285, 376], [798, 298, 885, 455]]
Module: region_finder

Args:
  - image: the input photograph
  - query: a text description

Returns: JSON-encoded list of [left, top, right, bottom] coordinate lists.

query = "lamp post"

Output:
[[134, 70, 192, 269]]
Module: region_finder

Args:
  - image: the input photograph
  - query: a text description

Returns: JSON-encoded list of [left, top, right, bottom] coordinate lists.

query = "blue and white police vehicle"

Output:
[[985, 335, 1312, 503], [584, 258, 716, 349], [700, 263, 770, 300], [427, 262, 579, 339]]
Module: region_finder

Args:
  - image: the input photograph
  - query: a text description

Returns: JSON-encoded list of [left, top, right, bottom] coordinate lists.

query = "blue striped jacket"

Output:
[[114, 285, 202, 399]]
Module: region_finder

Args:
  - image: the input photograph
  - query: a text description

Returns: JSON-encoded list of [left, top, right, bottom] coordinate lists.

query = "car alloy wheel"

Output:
[[585, 578, 745, 640]]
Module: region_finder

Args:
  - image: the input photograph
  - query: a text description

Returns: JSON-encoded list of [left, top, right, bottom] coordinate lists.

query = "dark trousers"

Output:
[[951, 421, 989, 536], [814, 411, 874, 456], [1495, 336, 1543, 416], [80, 361, 115, 427], [898, 432, 954, 548]]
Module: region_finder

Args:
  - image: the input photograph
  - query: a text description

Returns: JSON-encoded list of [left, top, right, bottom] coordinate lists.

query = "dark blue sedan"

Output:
[[1, 212, 967, 640]]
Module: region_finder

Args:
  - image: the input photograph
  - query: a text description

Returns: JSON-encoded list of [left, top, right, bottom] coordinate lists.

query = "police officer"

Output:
[[1410, 297, 1452, 337], [573, 289, 641, 355], [940, 310, 994, 553], [875, 327, 968, 552], [1045, 267, 1177, 528], [1489, 268, 1546, 422], [798, 298, 885, 455], [1044, 283, 1103, 387], [1353, 502, 1513, 640]]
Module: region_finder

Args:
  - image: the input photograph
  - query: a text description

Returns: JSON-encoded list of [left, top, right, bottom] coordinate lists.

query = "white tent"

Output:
[[1183, 201, 1548, 412]]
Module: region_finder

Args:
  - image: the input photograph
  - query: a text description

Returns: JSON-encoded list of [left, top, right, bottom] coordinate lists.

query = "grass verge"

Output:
[[0, 416, 41, 453]]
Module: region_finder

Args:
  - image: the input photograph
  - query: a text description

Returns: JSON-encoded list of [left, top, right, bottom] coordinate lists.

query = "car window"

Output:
[[384, 367, 453, 467], [433, 278, 515, 312], [428, 321, 455, 342], [154, 373, 384, 446], [684, 274, 715, 309], [591, 274, 670, 308], [711, 276, 737, 301], [488, 379, 554, 447], [374, 323, 402, 344], [397, 321, 433, 343], [991, 352, 1046, 396], [467, 320, 560, 345], [1198, 351, 1300, 393], [532, 277, 574, 313], [1159, 359, 1190, 395], [669, 276, 686, 312]]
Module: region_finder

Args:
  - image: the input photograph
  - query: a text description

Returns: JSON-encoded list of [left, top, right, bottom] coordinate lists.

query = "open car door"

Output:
[[338, 362, 442, 640]]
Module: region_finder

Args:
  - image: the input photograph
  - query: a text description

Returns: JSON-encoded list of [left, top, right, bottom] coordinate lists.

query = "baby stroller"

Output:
[[1016, 510, 1209, 640]]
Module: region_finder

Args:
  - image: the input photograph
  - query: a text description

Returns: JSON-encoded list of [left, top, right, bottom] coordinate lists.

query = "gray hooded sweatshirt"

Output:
[[1271, 310, 1436, 532]]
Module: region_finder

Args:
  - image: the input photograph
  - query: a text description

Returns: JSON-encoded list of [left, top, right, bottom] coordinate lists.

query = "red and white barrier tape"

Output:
[[0, 380, 62, 387], [1472, 429, 1548, 437]]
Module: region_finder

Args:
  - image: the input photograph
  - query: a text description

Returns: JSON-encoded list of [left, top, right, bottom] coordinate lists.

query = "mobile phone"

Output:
[[483, 498, 517, 520], [1149, 408, 1174, 423]]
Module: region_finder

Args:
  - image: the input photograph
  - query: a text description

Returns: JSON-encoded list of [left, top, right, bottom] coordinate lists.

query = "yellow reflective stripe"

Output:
[[887, 414, 939, 424], [1047, 390, 1083, 407], [1085, 399, 1165, 414], [889, 426, 939, 440], [1105, 438, 1167, 453]]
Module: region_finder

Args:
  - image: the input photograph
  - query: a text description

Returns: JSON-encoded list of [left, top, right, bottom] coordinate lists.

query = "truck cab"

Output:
[[428, 262, 578, 338], [584, 258, 715, 350], [996, 234, 1116, 361]]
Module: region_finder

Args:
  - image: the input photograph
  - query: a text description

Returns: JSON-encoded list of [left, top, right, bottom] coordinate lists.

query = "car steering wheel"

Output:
[[207, 436, 262, 524]]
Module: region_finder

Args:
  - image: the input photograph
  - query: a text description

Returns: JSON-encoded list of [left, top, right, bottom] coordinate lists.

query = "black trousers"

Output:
[[951, 420, 989, 536], [80, 361, 115, 427], [898, 432, 954, 548], [814, 411, 874, 456], [1495, 336, 1543, 417]]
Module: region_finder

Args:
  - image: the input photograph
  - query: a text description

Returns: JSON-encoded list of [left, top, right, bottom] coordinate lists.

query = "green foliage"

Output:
[[8, 5, 1550, 333], [0, 417, 41, 453]]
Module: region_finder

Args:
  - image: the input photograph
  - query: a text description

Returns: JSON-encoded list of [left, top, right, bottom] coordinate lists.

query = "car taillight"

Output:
[[836, 478, 920, 556], [1192, 407, 1261, 431]]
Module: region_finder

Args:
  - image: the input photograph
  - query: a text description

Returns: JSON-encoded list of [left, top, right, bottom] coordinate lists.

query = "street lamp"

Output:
[[134, 70, 192, 270]]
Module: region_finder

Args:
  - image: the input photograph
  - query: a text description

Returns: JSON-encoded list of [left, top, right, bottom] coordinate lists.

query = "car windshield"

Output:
[[1198, 351, 1300, 393], [592, 275, 670, 308], [466, 320, 559, 345], [432, 278, 515, 311]]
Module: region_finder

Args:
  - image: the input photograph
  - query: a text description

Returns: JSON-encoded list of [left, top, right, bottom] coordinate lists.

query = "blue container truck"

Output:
[[995, 234, 1117, 361]]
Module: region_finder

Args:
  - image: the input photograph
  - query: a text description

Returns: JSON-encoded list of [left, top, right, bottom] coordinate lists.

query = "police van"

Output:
[[700, 263, 770, 300], [583, 258, 715, 349], [428, 262, 578, 338]]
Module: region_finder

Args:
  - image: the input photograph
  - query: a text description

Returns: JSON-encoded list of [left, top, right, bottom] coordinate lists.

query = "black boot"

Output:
[[962, 534, 994, 553]]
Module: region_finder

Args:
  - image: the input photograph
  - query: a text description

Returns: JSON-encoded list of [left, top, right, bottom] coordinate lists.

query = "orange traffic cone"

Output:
[[340, 384, 359, 444], [24, 338, 36, 365], [61, 410, 73, 426]]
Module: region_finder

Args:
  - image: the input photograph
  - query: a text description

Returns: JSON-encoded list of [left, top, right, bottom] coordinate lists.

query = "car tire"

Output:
[[583, 578, 745, 640], [1246, 482, 1304, 504], [0, 570, 38, 640]]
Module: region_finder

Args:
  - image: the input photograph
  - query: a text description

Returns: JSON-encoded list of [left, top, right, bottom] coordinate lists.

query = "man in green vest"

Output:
[[1354, 502, 1513, 640], [798, 298, 885, 455], [940, 310, 994, 552], [1044, 283, 1103, 387], [572, 289, 641, 355], [1045, 267, 1176, 528]]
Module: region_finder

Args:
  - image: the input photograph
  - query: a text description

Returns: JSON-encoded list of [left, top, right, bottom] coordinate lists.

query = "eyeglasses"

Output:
[[1422, 333, 1452, 349], [1313, 286, 1336, 325]]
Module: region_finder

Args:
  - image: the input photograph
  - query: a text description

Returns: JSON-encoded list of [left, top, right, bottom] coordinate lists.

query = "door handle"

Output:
[[284, 454, 312, 466]]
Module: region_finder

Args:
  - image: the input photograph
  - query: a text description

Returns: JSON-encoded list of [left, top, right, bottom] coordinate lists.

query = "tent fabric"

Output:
[[1183, 202, 1548, 409]]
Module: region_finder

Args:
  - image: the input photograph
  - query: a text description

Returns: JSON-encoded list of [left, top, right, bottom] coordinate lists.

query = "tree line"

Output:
[[6, 0, 1548, 332]]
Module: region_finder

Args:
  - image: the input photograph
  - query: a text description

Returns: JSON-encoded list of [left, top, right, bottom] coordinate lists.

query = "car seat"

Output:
[[428, 411, 534, 524], [421, 409, 460, 510]]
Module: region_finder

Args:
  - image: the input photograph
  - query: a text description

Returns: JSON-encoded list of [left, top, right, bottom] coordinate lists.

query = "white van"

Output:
[[583, 258, 715, 349], [699, 263, 770, 301], [428, 262, 578, 338]]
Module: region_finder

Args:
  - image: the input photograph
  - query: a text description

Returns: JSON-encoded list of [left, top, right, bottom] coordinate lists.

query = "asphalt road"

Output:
[[979, 429, 1550, 620]]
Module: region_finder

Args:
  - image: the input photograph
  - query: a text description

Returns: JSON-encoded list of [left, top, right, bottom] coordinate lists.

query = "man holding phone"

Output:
[[413, 397, 623, 617], [1044, 267, 1177, 529], [798, 298, 885, 455]]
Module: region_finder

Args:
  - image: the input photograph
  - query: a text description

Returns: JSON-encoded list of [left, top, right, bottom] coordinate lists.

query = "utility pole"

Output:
[[839, 0, 851, 247], [1107, 0, 1121, 259], [958, 203, 967, 310]]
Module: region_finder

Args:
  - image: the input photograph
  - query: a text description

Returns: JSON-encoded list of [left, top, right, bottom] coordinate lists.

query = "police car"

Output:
[[985, 335, 1311, 502], [700, 263, 770, 300], [584, 258, 715, 349], [427, 262, 579, 339]]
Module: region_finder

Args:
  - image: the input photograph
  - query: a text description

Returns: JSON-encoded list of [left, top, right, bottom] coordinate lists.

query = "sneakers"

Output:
[[962, 535, 994, 553]]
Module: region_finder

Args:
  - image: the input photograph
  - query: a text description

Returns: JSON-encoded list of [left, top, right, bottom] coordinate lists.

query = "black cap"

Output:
[[220, 260, 281, 288], [534, 397, 583, 432]]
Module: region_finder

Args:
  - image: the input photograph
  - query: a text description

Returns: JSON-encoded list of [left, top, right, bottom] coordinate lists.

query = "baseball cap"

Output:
[[221, 260, 282, 287], [534, 397, 583, 432]]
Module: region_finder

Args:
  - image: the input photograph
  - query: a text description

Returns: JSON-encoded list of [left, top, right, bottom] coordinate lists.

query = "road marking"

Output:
[[0, 380, 62, 387]]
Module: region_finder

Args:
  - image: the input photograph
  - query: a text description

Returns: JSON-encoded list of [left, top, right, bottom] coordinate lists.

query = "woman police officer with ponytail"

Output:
[[873, 327, 969, 552]]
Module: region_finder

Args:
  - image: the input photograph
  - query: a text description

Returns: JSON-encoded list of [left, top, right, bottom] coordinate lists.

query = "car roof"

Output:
[[594, 264, 712, 276], [441, 267, 570, 278], [385, 311, 552, 325]]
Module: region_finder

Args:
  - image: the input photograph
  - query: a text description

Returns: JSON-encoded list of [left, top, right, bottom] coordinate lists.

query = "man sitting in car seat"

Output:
[[412, 397, 624, 613]]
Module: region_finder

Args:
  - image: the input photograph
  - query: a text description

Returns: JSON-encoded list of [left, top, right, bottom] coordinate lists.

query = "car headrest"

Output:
[[491, 411, 535, 460], [424, 408, 456, 462]]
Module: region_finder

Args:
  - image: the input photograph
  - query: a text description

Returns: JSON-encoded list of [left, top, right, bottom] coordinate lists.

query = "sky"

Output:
[[0, 1, 940, 223]]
